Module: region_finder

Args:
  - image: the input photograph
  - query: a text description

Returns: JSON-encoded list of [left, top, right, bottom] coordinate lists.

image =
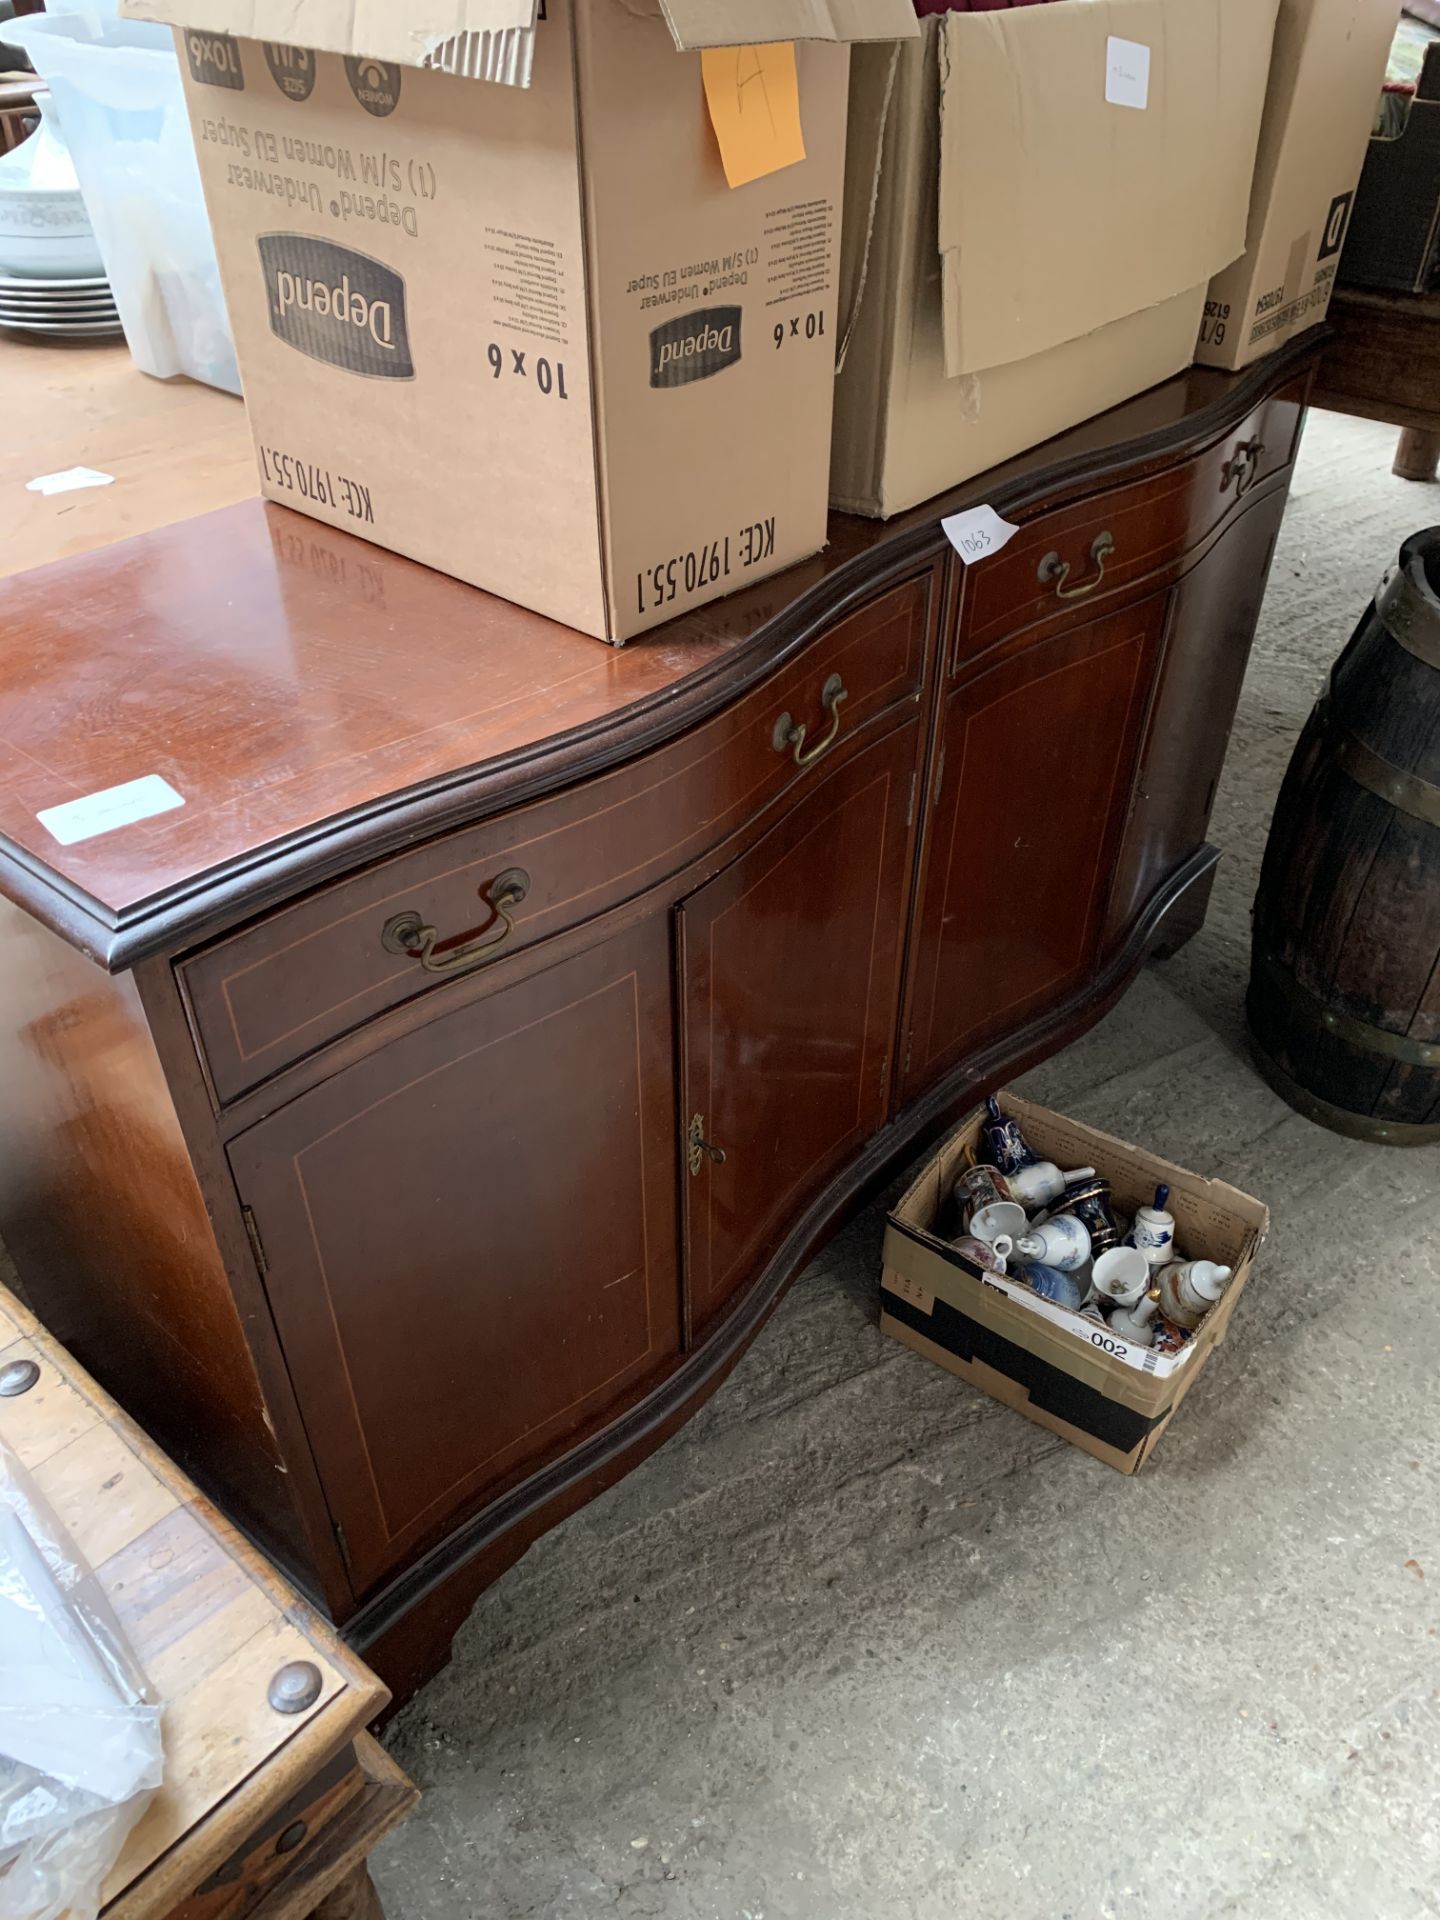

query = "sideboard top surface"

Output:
[[0, 338, 1320, 969]]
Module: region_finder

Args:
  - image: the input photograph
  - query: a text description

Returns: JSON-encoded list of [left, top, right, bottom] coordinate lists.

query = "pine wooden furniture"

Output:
[[0, 1282, 416, 1920], [0, 330, 1322, 1704]]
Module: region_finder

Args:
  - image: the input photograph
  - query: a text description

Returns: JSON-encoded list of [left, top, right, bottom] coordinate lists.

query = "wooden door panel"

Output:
[[680, 721, 920, 1341], [1104, 488, 1288, 943], [227, 917, 679, 1597], [903, 595, 1165, 1104]]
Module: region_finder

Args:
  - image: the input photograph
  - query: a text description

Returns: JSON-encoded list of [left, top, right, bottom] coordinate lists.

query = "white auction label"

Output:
[[37, 774, 185, 847], [1105, 36, 1151, 110], [940, 504, 1019, 567], [25, 466, 115, 497]]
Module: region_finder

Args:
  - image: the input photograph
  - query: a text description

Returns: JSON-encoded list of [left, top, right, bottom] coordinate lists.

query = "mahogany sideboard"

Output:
[[0, 332, 1320, 1703]]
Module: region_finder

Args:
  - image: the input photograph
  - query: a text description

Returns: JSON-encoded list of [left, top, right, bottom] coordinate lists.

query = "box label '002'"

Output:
[[258, 233, 414, 379]]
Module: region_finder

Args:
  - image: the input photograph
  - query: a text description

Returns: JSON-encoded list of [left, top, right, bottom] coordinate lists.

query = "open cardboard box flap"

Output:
[[936, 0, 1279, 378], [120, 0, 917, 66]]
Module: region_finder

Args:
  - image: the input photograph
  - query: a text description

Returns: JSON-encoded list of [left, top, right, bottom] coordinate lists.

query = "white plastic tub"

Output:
[[9, 7, 240, 392]]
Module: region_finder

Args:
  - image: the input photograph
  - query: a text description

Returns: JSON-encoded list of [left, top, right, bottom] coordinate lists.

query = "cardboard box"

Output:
[[1196, 0, 1402, 370], [831, 0, 1280, 519], [121, 0, 917, 643], [1339, 37, 1440, 294], [880, 1094, 1268, 1474]]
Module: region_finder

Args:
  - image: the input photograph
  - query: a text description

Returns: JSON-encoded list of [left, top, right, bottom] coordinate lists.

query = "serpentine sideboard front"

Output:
[[0, 332, 1320, 1702]]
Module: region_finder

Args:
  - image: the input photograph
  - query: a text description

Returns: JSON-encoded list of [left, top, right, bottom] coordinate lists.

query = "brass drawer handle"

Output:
[[772, 671, 849, 769], [1038, 531, 1114, 600], [382, 867, 530, 975], [1221, 438, 1266, 498]]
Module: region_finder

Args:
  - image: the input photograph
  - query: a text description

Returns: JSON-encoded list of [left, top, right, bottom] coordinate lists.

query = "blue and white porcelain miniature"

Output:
[[980, 1096, 1039, 1176], [1124, 1183, 1176, 1270], [1013, 1212, 1091, 1272], [1024, 1263, 1085, 1310], [1005, 1159, 1096, 1212]]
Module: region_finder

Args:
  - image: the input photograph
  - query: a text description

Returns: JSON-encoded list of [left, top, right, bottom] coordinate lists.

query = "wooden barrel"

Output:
[[1248, 529, 1440, 1145]]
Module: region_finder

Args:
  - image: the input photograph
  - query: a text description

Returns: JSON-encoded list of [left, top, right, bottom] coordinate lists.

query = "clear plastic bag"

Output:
[[8, 4, 241, 393], [0, 1441, 163, 1920]]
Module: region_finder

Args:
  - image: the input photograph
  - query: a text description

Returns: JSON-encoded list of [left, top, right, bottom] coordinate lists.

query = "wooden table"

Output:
[[1313, 284, 1440, 480], [1, 334, 255, 575], [0, 1281, 416, 1919]]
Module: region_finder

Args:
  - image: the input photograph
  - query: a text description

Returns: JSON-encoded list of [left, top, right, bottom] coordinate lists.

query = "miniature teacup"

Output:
[[953, 1163, 1011, 1225], [1090, 1245, 1150, 1308], [1013, 1211, 1091, 1272], [969, 1201, 1028, 1250], [951, 1233, 1011, 1277], [1004, 1160, 1096, 1212]]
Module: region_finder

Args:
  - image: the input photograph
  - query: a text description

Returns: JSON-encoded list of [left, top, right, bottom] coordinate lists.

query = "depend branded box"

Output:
[[120, 0, 917, 642], [831, 0, 1280, 519], [881, 1095, 1268, 1474], [1197, 0, 1401, 369]]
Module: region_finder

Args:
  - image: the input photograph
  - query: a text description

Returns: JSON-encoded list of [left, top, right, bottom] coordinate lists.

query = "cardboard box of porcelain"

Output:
[[1196, 0, 1401, 369], [831, 0, 1280, 519], [880, 1094, 1268, 1474], [120, 0, 917, 642]]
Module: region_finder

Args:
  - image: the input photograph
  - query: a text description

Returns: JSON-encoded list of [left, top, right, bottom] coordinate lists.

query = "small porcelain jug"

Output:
[[1108, 1291, 1160, 1348], [1025, 1263, 1084, 1310], [1090, 1245, 1150, 1308], [951, 1233, 1011, 1276], [1005, 1160, 1097, 1212], [1077, 1299, 1108, 1326], [1013, 1212, 1091, 1272], [1125, 1183, 1177, 1270], [1156, 1259, 1232, 1331], [980, 1096, 1039, 1176]]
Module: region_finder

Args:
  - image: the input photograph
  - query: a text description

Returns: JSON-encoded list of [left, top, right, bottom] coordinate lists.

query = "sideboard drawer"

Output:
[[960, 379, 1307, 664], [181, 572, 933, 1104]]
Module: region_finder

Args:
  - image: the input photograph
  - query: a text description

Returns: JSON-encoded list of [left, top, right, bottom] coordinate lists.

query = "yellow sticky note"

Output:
[[701, 42, 806, 190]]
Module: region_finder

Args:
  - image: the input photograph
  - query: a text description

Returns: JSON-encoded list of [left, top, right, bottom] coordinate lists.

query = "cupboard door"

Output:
[[901, 593, 1166, 1105], [679, 719, 920, 1342], [1103, 487, 1288, 943], [227, 917, 679, 1598]]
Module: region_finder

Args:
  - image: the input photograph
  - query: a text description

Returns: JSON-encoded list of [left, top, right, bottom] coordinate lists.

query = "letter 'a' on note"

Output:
[[701, 43, 806, 190]]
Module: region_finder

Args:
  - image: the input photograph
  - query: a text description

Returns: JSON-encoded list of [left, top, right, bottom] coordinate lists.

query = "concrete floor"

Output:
[[374, 408, 1440, 1920]]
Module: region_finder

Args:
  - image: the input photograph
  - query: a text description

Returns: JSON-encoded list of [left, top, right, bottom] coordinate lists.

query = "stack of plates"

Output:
[[0, 270, 121, 339]]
